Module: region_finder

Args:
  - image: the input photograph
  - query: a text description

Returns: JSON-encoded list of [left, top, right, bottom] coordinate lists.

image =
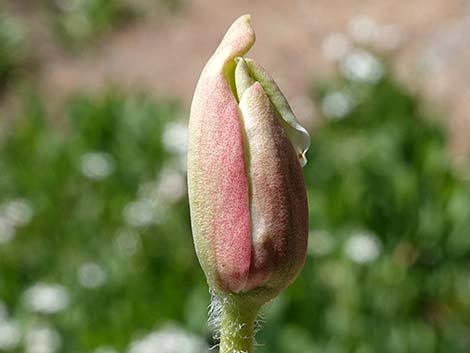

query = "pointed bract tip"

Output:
[[238, 14, 251, 22]]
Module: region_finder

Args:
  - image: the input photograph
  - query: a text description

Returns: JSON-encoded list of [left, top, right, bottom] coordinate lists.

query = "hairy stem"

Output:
[[219, 298, 261, 353]]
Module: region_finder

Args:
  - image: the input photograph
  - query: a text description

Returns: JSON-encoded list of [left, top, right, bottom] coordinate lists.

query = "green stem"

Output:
[[219, 297, 261, 353]]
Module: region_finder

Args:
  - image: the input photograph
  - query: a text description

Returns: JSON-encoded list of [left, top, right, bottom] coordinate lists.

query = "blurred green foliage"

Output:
[[46, 0, 182, 46], [1, 66, 469, 353], [0, 90, 206, 352], [47, 0, 143, 45], [1, 0, 182, 55]]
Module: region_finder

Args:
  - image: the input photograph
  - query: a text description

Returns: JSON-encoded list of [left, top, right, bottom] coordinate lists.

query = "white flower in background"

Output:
[[80, 152, 115, 180], [348, 14, 403, 51], [322, 32, 351, 61], [124, 200, 154, 227], [345, 232, 382, 263], [157, 168, 186, 203], [123, 199, 165, 228], [340, 49, 384, 83], [162, 122, 188, 171], [162, 122, 188, 156], [1, 198, 34, 227], [24, 283, 69, 314], [0, 198, 34, 245], [25, 325, 62, 353], [308, 230, 335, 256], [128, 325, 208, 353], [124, 168, 182, 228], [348, 15, 378, 45], [138, 181, 160, 200], [115, 229, 141, 257], [0, 216, 15, 244], [137, 168, 186, 205], [78, 262, 107, 289], [321, 90, 355, 119], [0, 320, 21, 351], [94, 346, 119, 353]]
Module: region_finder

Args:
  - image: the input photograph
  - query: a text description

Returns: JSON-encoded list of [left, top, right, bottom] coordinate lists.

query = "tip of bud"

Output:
[[208, 14, 255, 75], [239, 14, 252, 23]]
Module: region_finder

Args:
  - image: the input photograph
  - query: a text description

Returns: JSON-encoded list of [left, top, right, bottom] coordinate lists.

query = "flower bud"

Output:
[[188, 15, 310, 303]]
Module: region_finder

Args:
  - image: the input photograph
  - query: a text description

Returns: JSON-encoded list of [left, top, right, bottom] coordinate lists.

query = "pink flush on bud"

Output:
[[187, 15, 310, 302]]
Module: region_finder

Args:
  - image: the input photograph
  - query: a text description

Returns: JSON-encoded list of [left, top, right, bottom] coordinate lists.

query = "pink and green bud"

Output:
[[187, 15, 310, 304]]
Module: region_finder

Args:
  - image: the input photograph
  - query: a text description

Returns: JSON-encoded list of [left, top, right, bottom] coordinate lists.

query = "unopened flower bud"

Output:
[[188, 15, 310, 304]]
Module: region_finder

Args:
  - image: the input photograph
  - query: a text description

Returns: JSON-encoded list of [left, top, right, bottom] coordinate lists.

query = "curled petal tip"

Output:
[[214, 15, 255, 61], [239, 14, 252, 22]]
